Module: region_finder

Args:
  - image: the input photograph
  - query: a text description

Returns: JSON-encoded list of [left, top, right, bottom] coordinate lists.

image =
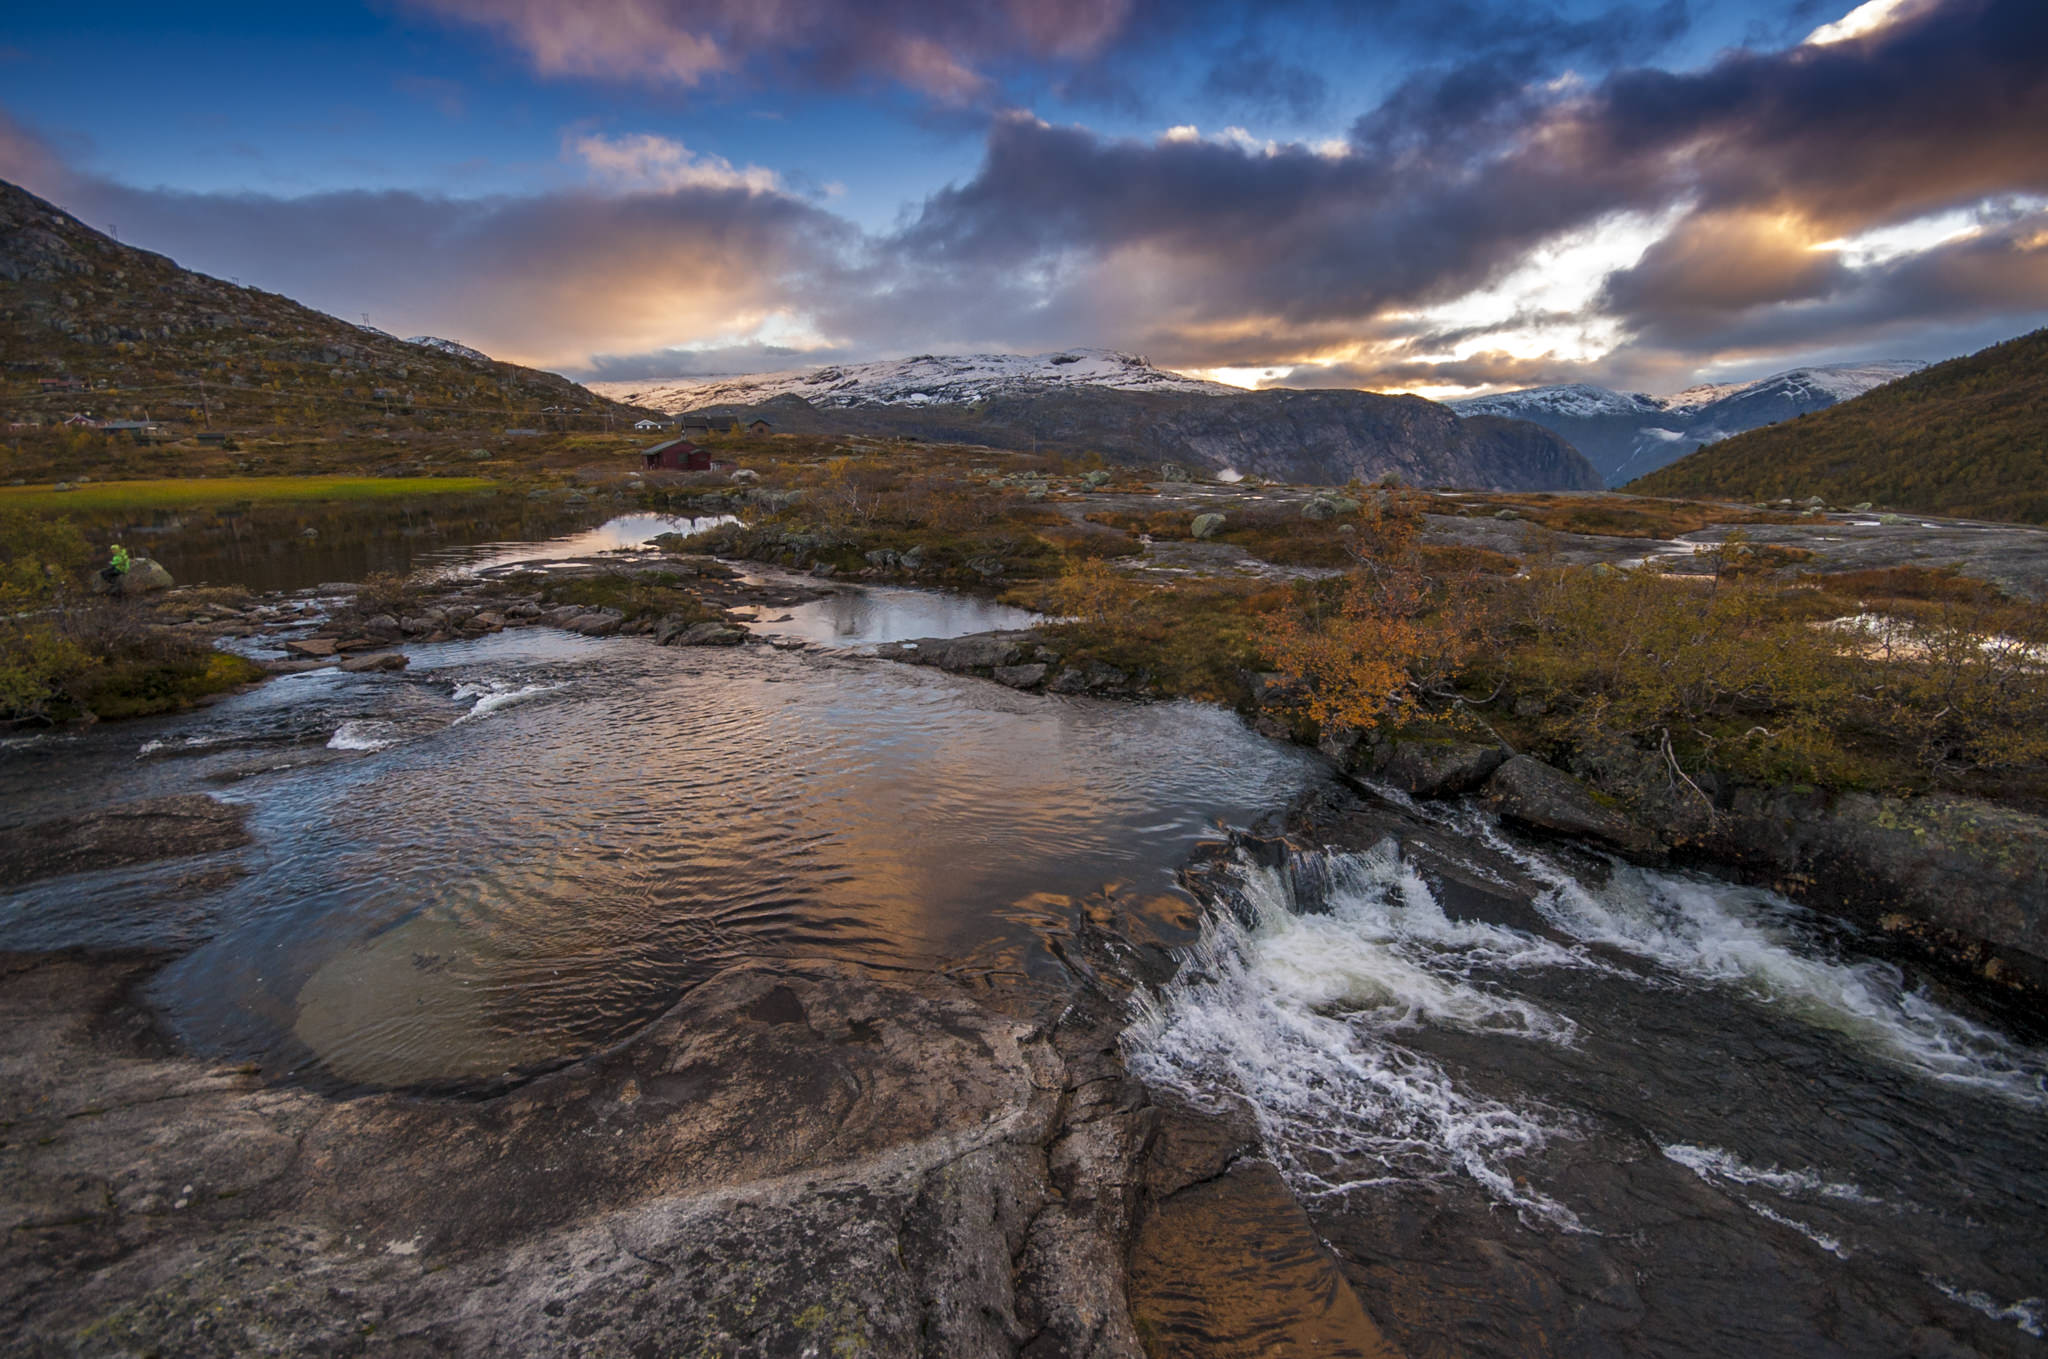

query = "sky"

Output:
[[2, 0, 2045, 396]]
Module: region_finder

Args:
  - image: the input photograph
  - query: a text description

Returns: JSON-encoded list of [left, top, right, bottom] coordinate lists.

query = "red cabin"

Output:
[[641, 437, 711, 472]]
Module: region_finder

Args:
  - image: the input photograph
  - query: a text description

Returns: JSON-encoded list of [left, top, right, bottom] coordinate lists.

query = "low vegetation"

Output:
[[0, 510, 262, 722], [0, 475, 499, 512]]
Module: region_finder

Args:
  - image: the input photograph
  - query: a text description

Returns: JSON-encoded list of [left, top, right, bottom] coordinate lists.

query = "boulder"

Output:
[[283, 636, 338, 659], [91, 557, 174, 596], [1481, 755, 1660, 856], [339, 651, 409, 673], [1300, 496, 1360, 522], [991, 663, 1048, 689], [1375, 739, 1506, 799], [1190, 513, 1226, 540], [1158, 463, 1191, 482], [1049, 660, 1130, 695], [666, 621, 746, 646], [884, 631, 1032, 671]]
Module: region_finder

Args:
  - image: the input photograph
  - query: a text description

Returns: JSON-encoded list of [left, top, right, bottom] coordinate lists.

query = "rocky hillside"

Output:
[[0, 179, 647, 435], [590, 347, 1233, 411], [1451, 361, 1923, 485], [1628, 329, 2048, 523], [704, 385, 1600, 490]]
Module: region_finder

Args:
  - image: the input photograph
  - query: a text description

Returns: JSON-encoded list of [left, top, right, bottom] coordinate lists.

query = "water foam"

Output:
[[1663, 1143, 1879, 1204], [1464, 817, 2048, 1104], [1125, 845, 1583, 1227], [328, 720, 399, 752], [451, 679, 563, 723], [1929, 1279, 2047, 1339]]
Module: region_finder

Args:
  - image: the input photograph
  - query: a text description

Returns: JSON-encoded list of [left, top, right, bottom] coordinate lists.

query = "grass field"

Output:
[[0, 476, 502, 512]]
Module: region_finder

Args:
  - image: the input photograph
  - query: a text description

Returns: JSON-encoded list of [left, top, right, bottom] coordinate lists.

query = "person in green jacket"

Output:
[[100, 543, 132, 588]]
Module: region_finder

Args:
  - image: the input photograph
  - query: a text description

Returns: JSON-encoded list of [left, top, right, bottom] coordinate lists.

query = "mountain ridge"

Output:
[[1450, 361, 1925, 485], [590, 347, 1235, 412], [690, 385, 1601, 491], [1627, 330, 2048, 523]]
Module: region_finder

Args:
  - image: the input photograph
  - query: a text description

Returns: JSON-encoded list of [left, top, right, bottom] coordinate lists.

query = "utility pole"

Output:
[[197, 377, 211, 429]]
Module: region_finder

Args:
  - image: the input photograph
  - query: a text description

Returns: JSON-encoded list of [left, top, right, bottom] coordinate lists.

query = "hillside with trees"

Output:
[[1628, 329, 2048, 522]]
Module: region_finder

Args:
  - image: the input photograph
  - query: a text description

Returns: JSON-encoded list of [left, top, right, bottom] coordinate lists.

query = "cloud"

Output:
[[881, 0, 2048, 386], [406, 0, 1136, 102], [569, 132, 781, 195], [6, 0, 2045, 395], [1199, 44, 1328, 121]]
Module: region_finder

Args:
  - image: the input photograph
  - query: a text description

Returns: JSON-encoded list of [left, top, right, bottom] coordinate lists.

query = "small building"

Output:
[[37, 376, 84, 392], [641, 437, 711, 472], [61, 413, 99, 428], [103, 420, 169, 443], [679, 419, 714, 439], [504, 427, 542, 437], [745, 418, 773, 435], [632, 418, 667, 431], [196, 431, 231, 444]]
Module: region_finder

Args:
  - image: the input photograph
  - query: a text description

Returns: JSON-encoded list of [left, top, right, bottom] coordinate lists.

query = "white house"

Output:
[[633, 418, 668, 431]]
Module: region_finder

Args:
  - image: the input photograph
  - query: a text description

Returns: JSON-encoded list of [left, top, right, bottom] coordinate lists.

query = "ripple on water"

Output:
[[106, 635, 1322, 1088]]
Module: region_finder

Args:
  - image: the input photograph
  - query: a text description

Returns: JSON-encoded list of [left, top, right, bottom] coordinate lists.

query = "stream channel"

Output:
[[3, 514, 2045, 1355]]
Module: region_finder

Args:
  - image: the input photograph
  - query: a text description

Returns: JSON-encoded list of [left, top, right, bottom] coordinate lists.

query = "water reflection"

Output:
[[750, 583, 1041, 647], [79, 495, 618, 593], [0, 629, 1320, 1088], [424, 513, 738, 576]]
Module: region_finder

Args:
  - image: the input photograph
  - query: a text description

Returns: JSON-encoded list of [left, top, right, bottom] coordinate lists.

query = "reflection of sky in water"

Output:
[[423, 513, 737, 575], [1, 628, 1320, 1087], [754, 584, 1041, 647]]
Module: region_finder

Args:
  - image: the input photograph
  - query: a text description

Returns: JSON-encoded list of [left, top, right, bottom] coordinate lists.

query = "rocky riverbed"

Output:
[[5, 502, 2047, 1356]]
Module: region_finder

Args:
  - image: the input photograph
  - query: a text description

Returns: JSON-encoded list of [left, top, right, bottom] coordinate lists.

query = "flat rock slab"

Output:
[[0, 794, 252, 889]]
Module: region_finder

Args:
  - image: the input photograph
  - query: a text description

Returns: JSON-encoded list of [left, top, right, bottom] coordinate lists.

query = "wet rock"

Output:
[[991, 662, 1047, 689], [283, 637, 337, 659], [1374, 738, 1506, 799], [0, 793, 251, 888], [1049, 660, 1131, 695], [567, 612, 623, 637], [361, 613, 401, 640], [339, 652, 409, 674], [1158, 462, 1192, 482], [665, 621, 746, 646], [0, 942, 1181, 1358], [1702, 788, 2048, 988], [1190, 512, 1226, 540], [881, 630, 1034, 672], [1482, 755, 1661, 857]]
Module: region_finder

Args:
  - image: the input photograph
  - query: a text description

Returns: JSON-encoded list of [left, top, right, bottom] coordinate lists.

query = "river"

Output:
[[2, 514, 2043, 1354]]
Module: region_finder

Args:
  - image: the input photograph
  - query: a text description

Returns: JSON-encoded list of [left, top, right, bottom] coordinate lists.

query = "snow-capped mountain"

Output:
[[588, 348, 1234, 413], [407, 335, 492, 363], [1449, 360, 1926, 485]]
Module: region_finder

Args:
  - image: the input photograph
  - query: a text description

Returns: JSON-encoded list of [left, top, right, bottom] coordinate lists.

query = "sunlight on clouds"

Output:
[[1810, 198, 2048, 267], [1804, 0, 1933, 46], [571, 132, 781, 195]]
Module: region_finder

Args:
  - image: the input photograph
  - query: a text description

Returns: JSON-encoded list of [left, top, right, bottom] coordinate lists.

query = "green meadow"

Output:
[[1, 476, 501, 513]]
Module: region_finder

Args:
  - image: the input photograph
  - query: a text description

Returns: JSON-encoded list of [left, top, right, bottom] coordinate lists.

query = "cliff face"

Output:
[[709, 386, 1601, 491]]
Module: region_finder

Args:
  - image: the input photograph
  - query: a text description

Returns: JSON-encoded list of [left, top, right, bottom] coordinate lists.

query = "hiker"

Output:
[[100, 543, 131, 586]]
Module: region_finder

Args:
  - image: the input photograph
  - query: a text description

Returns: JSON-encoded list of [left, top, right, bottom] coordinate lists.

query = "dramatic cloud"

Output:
[[882, 0, 2048, 385], [5, 0, 2044, 393], [407, 0, 1137, 102]]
